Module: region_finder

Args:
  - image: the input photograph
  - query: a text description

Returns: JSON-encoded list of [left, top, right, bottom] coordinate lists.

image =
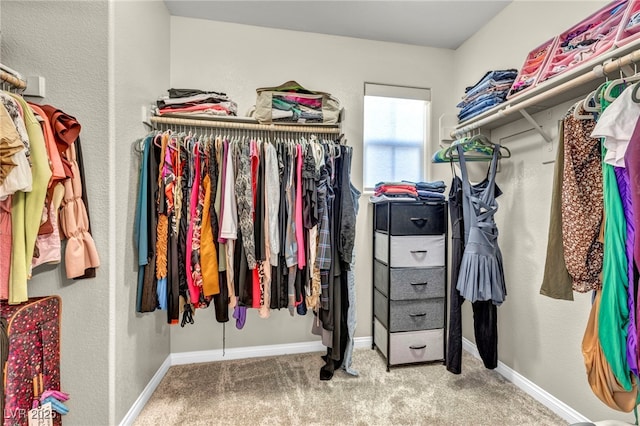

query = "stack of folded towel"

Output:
[[155, 88, 238, 117], [370, 181, 446, 203], [457, 69, 518, 122]]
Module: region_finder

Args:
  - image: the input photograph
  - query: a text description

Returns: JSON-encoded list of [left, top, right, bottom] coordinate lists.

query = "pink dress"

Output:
[[59, 144, 100, 279], [295, 144, 305, 269]]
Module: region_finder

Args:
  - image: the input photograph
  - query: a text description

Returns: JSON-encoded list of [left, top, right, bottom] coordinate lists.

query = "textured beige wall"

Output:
[[168, 16, 457, 353], [113, 1, 171, 423], [1, 1, 111, 424], [435, 0, 632, 422]]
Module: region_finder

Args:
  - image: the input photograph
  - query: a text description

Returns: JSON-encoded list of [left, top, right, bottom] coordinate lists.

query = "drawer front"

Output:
[[389, 328, 444, 365], [375, 203, 389, 232], [373, 289, 388, 328], [389, 235, 445, 268], [390, 203, 445, 236], [374, 318, 388, 358], [374, 232, 389, 263], [390, 267, 445, 300], [389, 298, 444, 332], [374, 260, 389, 297]]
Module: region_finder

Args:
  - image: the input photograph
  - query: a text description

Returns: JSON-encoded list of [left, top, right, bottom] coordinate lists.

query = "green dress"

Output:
[[597, 82, 633, 391]]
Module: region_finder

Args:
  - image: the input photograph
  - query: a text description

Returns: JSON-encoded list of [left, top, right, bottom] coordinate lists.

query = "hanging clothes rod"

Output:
[[452, 47, 640, 139], [0, 69, 27, 90], [150, 115, 341, 134]]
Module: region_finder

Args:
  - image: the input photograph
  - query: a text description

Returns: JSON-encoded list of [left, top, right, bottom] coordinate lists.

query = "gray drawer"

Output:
[[389, 298, 444, 332], [374, 319, 444, 365], [389, 203, 445, 235], [389, 327, 444, 365], [375, 264, 445, 300], [390, 267, 445, 300], [374, 260, 389, 296], [374, 289, 388, 327], [389, 235, 445, 268]]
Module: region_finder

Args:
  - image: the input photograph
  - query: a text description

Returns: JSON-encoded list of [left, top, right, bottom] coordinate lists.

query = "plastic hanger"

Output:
[[582, 88, 601, 113], [604, 64, 640, 101], [572, 99, 594, 120], [443, 134, 511, 162]]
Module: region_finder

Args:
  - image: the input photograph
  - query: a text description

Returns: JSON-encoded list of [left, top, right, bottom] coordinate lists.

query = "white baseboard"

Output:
[[354, 336, 373, 348], [462, 337, 590, 424], [171, 336, 374, 366], [119, 354, 172, 426], [171, 340, 325, 365]]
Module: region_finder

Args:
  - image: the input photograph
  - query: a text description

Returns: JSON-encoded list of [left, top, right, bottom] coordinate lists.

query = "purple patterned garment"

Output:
[[614, 165, 637, 377], [625, 118, 640, 372]]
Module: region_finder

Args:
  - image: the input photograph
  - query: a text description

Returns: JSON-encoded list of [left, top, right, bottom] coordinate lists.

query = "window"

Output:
[[363, 83, 430, 191]]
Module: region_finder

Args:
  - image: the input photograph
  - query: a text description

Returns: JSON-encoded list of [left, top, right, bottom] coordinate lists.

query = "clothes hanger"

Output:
[[582, 89, 601, 114], [604, 63, 640, 101], [444, 134, 511, 162], [572, 99, 594, 120], [630, 63, 640, 103]]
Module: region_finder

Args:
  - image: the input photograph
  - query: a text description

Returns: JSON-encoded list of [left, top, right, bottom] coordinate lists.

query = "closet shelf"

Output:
[[150, 114, 341, 134], [452, 39, 640, 139]]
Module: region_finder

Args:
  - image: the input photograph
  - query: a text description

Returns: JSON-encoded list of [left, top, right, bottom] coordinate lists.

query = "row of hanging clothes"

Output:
[[432, 135, 511, 375], [135, 123, 360, 380], [539, 70, 640, 412], [0, 71, 99, 305]]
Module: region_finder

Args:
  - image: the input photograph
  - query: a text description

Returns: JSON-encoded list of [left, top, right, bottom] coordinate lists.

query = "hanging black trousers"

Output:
[[446, 176, 498, 373]]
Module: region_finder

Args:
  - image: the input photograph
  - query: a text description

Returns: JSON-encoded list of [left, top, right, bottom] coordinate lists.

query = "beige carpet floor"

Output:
[[134, 347, 566, 425]]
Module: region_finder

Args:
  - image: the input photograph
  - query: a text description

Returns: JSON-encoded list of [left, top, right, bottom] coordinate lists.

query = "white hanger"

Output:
[[604, 64, 640, 101], [572, 99, 594, 120]]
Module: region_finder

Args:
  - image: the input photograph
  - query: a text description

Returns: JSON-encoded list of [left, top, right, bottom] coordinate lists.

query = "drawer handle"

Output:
[[409, 344, 427, 350], [409, 312, 427, 318], [410, 250, 428, 254], [410, 281, 428, 286], [410, 217, 430, 224]]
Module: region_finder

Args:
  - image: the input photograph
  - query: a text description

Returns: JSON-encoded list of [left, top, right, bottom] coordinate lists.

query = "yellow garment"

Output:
[[200, 174, 219, 296], [582, 291, 638, 411], [9, 95, 52, 304]]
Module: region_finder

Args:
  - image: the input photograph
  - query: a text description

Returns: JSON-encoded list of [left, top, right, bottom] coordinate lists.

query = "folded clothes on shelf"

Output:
[[457, 69, 517, 122], [154, 88, 239, 117], [370, 180, 447, 203]]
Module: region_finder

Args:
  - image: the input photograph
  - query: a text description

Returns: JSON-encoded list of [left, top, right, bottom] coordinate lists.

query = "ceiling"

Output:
[[164, 1, 512, 50]]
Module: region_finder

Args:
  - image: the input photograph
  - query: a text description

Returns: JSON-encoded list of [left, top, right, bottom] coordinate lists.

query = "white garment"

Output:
[[0, 150, 31, 200], [264, 141, 280, 266], [271, 109, 294, 120], [219, 140, 238, 240], [591, 85, 640, 167]]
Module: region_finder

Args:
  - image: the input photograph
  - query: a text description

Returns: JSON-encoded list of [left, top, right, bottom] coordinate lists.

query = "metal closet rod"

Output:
[[0, 69, 27, 90], [452, 47, 640, 138], [150, 115, 341, 134]]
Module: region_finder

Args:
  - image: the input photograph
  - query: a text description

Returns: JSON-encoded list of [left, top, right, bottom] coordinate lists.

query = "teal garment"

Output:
[[597, 83, 632, 391], [135, 136, 152, 312]]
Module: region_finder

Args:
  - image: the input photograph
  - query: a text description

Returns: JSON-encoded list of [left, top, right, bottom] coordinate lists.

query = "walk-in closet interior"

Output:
[[4, 0, 640, 424]]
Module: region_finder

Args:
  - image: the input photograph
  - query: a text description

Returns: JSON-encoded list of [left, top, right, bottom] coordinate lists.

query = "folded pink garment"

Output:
[[158, 103, 233, 115], [374, 187, 418, 196]]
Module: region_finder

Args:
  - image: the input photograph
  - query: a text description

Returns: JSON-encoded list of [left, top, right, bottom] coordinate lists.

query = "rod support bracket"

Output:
[[518, 109, 552, 143]]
